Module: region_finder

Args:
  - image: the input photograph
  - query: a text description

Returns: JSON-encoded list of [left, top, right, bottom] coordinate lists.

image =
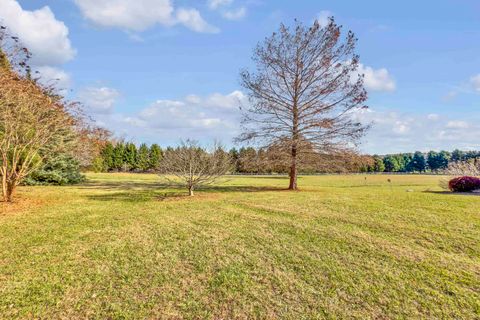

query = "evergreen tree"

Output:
[[383, 155, 400, 172], [427, 151, 450, 171], [149, 144, 163, 170], [101, 142, 115, 171], [112, 142, 125, 171], [137, 143, 150, 172], [373, 156, 385, 172], [407, 151, 426, 172], [229, 148, 240, 173], [451, 149, 465, 162], [25, 154, 85, 185], [124, 142, 138, 171]]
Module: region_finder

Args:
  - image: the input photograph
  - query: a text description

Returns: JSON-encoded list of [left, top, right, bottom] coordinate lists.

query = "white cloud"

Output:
[[0, 0, 76, 65], [470, 74, 480, 93], [357, 64, 396, 92], [74, 0, 218, 33], [221, 7, 247, 20], [176, 8, 219, 33], [93, 91, 246, 144], [353, 109, 480, 153], [204, 90, 246, 109], [78, 86, 121, 114], [446, 120, 469, 129], [317, 10, 333, 28], [208, 0, 233, 10], [33, 66, 71, 90], [207, 0, 246, 21], [74, 0, 174, 31]]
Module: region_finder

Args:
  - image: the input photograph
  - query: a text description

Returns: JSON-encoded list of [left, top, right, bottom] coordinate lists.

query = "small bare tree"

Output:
[[159, 140, 232, 196], [237, 18, 369, 190], [444, 161, 480, 177]]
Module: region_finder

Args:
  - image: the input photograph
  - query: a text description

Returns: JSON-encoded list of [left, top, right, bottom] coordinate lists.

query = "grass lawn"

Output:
[[0, 173, 479, 319]]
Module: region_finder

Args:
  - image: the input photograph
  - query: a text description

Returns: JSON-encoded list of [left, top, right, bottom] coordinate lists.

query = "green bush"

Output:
[[24, 155, 85, 186]]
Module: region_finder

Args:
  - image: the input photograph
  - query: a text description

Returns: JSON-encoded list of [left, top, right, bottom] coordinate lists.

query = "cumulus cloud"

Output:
[[74, 0, 218, 33], [207, 0, 233, 10], [352, 109, 480, 153], [176, 8, 219, 33], [207, 0, 246, 21], [221, 7, 247, 20], [0, 0, 76, 65], [93, 91, 246, 144], [78, 86, 121, 114], [446, 120, 469, 129], [357, 64, 396, 92], [33, 66, 71, 90]]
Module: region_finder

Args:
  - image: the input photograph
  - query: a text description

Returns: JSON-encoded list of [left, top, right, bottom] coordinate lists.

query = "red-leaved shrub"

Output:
[[448, 176, 480, 192]]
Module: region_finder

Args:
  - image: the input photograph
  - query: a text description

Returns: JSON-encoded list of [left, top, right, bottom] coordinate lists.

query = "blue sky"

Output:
[[1, 0, 479, 154]]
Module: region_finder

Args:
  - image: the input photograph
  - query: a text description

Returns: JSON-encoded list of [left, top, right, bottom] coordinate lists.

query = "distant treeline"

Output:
[[363, 150, 480, 173], [94, 142, 480, 174], [93, 142, 163, 172]]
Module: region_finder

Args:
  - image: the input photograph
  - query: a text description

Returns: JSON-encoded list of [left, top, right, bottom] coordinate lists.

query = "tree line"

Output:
[[92, 142, 480, 175], [362, 150, 480, 173], [92, 142, 163, 172]]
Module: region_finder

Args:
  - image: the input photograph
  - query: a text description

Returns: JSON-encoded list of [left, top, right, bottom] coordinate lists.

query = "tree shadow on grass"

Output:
[[423, 191, 480, 197], [81, 180, 286, 202], [78, 180, 169, 191]]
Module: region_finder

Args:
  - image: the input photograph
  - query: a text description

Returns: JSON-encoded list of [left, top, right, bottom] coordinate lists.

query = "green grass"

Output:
[[0, 173, 479, 319]]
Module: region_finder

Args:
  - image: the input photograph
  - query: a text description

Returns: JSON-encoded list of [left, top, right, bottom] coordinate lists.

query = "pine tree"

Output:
[[112, 142, 125, 171], [149, 144, 163, 170], [137, 143, 150, 172], [373, 156, 385, 172], [101, 142, 115, 171], [124, 142, 138, 171], [408, 151, 426, 172], [229, 148, 240, 173]]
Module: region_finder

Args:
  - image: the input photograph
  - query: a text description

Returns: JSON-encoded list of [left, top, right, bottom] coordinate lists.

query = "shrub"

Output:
[[24, 155, 85, 186], [448, 176, 480, 193]]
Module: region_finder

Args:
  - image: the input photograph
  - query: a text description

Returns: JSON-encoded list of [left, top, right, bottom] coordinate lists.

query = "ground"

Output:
[[0, 173, 479, 319]]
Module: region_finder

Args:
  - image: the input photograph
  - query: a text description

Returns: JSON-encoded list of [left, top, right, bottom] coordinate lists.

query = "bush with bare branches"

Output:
[[159, 140, 233, 196], [439, 160, 480, 190]]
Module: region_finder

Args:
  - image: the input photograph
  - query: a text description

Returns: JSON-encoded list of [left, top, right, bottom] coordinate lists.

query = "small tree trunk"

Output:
[[1, 172, 7, 202], [188, 185, 194, 196], [4, 181, 16, 202], [288, 145, 298, 190]]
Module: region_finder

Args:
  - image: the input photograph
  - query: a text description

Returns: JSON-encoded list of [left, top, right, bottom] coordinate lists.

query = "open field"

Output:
[[0, 173, 479, 319]]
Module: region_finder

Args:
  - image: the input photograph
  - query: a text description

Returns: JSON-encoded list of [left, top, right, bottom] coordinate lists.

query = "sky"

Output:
[[0, 0, 479, 154]]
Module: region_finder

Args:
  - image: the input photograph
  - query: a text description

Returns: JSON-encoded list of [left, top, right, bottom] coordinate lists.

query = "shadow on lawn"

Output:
[[81, 180, 285, 202], [423, 191, 480, 197]]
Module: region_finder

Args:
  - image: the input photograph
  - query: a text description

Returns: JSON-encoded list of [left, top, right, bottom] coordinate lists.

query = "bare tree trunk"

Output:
[[1, 171, 7, 202], [289, 98, 299, 191], [188, 185, 194, 196], [289, 145, 297, 190], [4, 181, 15, 202]]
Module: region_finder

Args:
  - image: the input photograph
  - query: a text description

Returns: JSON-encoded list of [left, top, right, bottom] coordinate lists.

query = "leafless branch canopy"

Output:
[[236, 18, 369, 189], [159, 140, 233, 196]]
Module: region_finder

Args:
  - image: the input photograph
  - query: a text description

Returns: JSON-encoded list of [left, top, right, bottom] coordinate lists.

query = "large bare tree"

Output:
[[159, 140, 232, 196], [237, 18, 369, 190]]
